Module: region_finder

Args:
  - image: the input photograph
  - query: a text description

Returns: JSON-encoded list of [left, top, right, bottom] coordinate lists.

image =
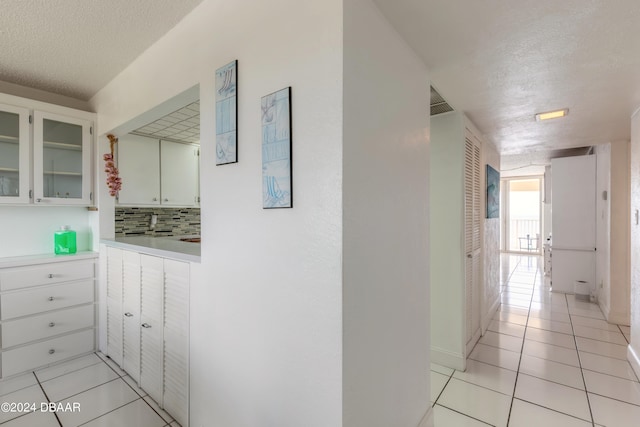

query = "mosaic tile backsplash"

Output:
[[115, 207, 200, 237]]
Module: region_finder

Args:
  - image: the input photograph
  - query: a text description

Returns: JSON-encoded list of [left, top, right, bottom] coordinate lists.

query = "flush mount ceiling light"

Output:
[[535, 109, 569, 121]]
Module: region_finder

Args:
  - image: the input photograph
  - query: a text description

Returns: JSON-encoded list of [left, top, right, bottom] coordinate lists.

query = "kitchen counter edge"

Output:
[[100, 239, 201, 264]]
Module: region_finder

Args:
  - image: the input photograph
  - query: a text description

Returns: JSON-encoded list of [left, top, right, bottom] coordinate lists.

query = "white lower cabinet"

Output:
[[105, 247, 189, 427], [0, 256, 97, 378]]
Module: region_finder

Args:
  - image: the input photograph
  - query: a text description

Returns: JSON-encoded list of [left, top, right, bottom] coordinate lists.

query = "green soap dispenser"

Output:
[[54, 225, 77, 254]]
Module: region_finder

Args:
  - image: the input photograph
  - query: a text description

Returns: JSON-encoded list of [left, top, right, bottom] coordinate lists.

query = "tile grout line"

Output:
[[32, 370, 63, 427]]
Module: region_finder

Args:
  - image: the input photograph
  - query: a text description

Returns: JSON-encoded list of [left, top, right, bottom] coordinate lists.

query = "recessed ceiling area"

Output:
[[132, 101, 200, 144], [0, 0, 205, 100]]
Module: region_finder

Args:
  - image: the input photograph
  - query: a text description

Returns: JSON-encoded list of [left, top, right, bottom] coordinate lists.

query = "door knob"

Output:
[[48, 296, 55, 301], [141, 323, 152, 328], [124, 312, 133, 317], [48, 349, 55, 355], [48, 322, 55, 327]]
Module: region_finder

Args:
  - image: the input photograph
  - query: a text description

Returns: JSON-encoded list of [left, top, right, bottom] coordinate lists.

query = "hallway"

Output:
[[431, 255, 638, 426]]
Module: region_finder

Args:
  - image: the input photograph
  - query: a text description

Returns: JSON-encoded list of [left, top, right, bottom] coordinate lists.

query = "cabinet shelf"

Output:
[[0, 167, 19, 173], [0, 134, 19, 144], [43, 170, 82, 177], [43, 141, 82, 151]]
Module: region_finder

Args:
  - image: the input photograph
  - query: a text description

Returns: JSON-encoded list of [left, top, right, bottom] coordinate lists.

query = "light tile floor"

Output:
[[0, 352, 179, 427], [432, 254, 639, 427]]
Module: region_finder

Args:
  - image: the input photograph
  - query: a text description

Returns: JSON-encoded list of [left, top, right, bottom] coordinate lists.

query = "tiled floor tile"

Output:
[[438, 378, 511, 426], [583, 370, 640, 405], [0, 385, 48, 424], [514, 374, 591, 422], [570, 315, 619, 332], [575, 336, 628, 360], [0, 372, 37, 397], [508, 398, 592, 427], [479, 331, 523, 353], [430, 371, 449, 404], [433, 405, 491, 426], [1, 410, 59, 427], [453, 359, 516, 395], [579, 351, 639, 381], [431, 363, 454, 376], [56, 379, 138, 427], [572, 325, 627, 345], [501, 297, 530, 309], [469, 343, 521, 371], [529, 302, 568, 314], [499, 304, 530, 317], [488, 320, 526, 338], [528, 308, 571, 323], [522, 339, 580, 366], [527, 317, 573, 335], [35, 353, 103, 383], [502, 286, 532, 296], [96, 352, 127, 376], [41, 362, 119, 402], [518, 354, 584, 389], [525, 327, 576, 349], [619, 325, 631, 334], [493, 311, 528, 326], [143, 396, 174, 423], [122, 375, 147, 397], [568, 307, 605, 320], [589, 392, 640, 427], [80, 398, 166, 427]]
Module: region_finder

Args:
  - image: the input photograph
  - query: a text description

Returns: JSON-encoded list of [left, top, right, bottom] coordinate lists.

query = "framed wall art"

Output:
[[215, 60, 238, 165], [261, 87, 292, 209], [486, 164, 500, 218]]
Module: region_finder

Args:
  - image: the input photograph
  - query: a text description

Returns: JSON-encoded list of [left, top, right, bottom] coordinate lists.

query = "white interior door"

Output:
[[106, 247, 123, 366], [140, 254, 164, 404], [122, 250, 141, 383]]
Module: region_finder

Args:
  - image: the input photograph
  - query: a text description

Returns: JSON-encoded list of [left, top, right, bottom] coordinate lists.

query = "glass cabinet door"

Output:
[[0, 104, 30, 203], [33, 111, 92, 205]]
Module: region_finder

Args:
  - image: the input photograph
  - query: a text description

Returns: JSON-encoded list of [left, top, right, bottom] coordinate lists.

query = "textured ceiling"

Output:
[[0, 0, 204, 100], [132, 101, 200, 144], [374, 0, 640, 160]]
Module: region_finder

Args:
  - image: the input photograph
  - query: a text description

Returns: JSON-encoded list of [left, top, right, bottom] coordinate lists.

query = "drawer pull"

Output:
[[124, 312, 133, 317], [141, 323, 152, 329], [49, 322, 55, 327], [48, 297, 55, 302], [48, 274, 54, 279], [48, 349, 55, 355]]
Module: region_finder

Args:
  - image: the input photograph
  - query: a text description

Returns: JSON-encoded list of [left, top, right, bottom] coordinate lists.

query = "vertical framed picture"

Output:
[[261, 87, 292, 209], [215, 60, 238, 165], [486, 164, 500, 218]]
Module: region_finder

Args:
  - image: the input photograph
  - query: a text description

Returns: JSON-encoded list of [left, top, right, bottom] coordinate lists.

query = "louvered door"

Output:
[[163, 259, 190, 427], [106, 247, 123, 366], [464, 135, 482, 347], [122, 250, 141, 383], [140, 254, 165, 404]]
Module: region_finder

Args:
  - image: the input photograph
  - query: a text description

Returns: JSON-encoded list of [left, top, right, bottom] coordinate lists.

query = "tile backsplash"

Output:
[[115, 207, 200, 237]]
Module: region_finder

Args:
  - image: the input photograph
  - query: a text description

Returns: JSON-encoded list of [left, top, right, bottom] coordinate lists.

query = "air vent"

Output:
[[430, 86, 454, 116]]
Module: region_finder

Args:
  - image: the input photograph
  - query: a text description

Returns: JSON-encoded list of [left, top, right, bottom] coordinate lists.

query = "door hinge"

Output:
[[29, 189, 33, 199], [29, 115, 32, 124], [90, 192, 93, 201], [90, 127, 93, 135]]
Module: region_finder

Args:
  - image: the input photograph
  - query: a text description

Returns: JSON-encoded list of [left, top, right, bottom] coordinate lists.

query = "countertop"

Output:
[[0, 251, 98, 269], [101, 236, 201, 263]]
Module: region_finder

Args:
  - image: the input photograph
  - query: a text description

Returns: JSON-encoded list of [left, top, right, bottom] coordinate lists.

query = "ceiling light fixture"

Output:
[[535, 109, 569, 121]]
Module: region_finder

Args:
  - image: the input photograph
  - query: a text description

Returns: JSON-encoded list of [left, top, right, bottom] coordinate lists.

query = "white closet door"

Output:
[[106, 247, 123, 366], [162, 259, 190, 427], [464, 136, 482, 347], [122, 250, 141, 383], [140, 254, 164, 404]]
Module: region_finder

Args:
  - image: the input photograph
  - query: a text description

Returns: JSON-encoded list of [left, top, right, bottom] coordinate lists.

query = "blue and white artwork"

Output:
[[486, 164, 500, 218], [215, 60, 237, 165], [262, 87, 292, 209]]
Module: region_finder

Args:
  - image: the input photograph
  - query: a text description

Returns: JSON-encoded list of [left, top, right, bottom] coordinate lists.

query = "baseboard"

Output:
[[607, 310, 630, 326], [431, 346, 465, 371], [628, 345, 640, 381], [482, 296, 500, 333], [417, 405, 434, 427]]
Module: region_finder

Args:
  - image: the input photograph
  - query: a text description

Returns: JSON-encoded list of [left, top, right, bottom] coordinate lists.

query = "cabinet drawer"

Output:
[[1, 280, 94, 320], [0, 260, 94, 291], [2, 329, 95, 377], [2, 304, 94, 348]]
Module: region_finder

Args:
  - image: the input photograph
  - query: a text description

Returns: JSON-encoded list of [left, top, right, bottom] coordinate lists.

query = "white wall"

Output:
[[482, 142, 501, 332], [342, 0, 430, 426], [91, 1, 345, 426], [0, 206, 93, 257], [430, 112, 465, 369], [595, 144, 611, 315], [543, 165, 552, 242], [629, 111, 640, 375]]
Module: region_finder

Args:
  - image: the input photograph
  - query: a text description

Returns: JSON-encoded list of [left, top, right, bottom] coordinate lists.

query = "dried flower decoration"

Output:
[[105, 134, 122, 197]]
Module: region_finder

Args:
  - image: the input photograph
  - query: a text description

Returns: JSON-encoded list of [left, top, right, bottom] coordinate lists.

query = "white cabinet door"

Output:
[[140, 254, 165, 404], [160, 140, 199, 207], [106, 247, 123, 367], [163, 259, 190, 427], [117, 134, 160, 206], [33, 111, 92, 205], [0, 103, 30, 204], [122, 250, 141, 383]]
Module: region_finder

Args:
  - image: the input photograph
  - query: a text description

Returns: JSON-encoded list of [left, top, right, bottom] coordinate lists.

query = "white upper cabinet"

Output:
[[160, 140, 199, 207], [117, 134, 161, 206], [33, 111, 92, 205], [0, 103, 30, 204]]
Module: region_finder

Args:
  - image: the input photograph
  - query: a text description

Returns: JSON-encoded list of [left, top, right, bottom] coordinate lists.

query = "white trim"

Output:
[[431, 346, 465, 371], [417, 406, 434, 427], [627, 345, 640, 380], [482, 295, 500, 333], [607, 310, 630, 326]]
